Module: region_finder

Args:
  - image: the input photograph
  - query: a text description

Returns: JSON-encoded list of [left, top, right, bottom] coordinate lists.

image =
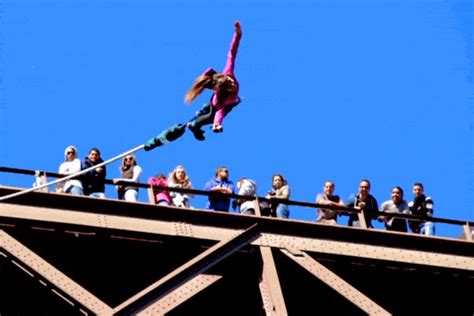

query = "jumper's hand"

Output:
[[235, 21, 242, 34], [212, 124, 223, 133]]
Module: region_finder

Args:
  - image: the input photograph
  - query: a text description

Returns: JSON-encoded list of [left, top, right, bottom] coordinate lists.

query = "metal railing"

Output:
[[0, 166, 472, 241]]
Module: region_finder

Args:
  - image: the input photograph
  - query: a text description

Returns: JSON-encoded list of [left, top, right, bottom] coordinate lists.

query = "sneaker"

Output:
[[187, 122, 205, 141]]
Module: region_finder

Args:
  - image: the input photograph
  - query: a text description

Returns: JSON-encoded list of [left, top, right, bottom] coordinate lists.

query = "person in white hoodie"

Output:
[[57, 145, 83, 195], [235, 178, 258, 215]]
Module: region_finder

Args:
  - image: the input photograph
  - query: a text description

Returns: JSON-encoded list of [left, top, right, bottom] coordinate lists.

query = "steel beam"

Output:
[[1, 203, 473, 271], [259, 233, 474, 271], [136, 274, 222, 315], [113, 224, 261, 315], [281, 249, 390, 315], [0, 203, 235, 240], [259, 246, 288, 315], [0, 230, 113, 315], [463, 223, 473, 241]]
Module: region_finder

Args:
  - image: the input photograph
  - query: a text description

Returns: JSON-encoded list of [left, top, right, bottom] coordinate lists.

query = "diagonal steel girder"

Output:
[[113, 223, 261, 315], [281, 249, 391, 316], [0, 229, 113, 315], [137, 274, 222, 315]]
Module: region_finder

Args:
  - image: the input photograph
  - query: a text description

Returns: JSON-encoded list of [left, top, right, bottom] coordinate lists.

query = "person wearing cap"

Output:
[[185, 21, 243, 140], [58, 145, 83, 195]]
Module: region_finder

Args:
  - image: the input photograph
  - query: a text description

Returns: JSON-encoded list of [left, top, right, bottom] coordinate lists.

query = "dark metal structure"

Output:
[[0, 180, 473, 315]]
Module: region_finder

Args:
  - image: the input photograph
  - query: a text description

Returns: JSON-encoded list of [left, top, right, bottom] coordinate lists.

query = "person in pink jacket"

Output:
[[148, 174, 172, 206], [185, 21, 243, 141]]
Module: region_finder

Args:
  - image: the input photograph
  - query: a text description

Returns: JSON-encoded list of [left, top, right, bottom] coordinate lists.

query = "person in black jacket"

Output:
[[408, 182, 435, 235], [346, 179, 379, 228], [81, 148, 106, 198]]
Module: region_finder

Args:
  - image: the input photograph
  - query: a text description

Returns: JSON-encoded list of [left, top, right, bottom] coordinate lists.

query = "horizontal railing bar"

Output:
[[1, 166, 473, 227]]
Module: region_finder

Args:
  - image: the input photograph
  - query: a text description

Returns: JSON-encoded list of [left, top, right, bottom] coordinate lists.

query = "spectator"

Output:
[[58, 145, 83, 195], [408, 182, 435, 235], [378, 186, 409, 232], [266, 174, 290, 219], [168, 165, 193, 208], [81, 148, 106, 198], [235, 178, 258, 215], [315, 181, 344, 225], [33, 170, 44, 189], [204, 166, 235, 212], [346, 179, 378, 228], [148, 174, 172, 206], [113, 155, 142, 202]]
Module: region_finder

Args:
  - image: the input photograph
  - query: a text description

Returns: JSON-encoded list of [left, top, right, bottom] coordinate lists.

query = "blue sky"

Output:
[[0, 0, 472, 238]]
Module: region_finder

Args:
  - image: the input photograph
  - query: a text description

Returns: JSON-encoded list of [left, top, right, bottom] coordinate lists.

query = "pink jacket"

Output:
[[148, 177, 172, 204], [201, 29, 242, 126]]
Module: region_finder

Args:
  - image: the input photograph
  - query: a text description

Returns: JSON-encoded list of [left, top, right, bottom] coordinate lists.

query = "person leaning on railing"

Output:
[[204, 166, 235, 212], [113, 155, 142, 202], [315, 181, 344, 225], [81, 148, 106, 198], [408, 182, 435, 235], [57, 145, 83, 196], [266, 173, 291, 219], [167, 165, 194, 208], [378, 186, 410, 232], [346, 179, 379, 228]]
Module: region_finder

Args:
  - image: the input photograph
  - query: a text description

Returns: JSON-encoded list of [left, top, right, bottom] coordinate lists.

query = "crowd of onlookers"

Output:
[[51, 145, 435, 237]]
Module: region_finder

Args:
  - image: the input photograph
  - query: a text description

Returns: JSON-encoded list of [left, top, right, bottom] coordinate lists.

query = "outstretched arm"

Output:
[[223, 21, 242, 75]]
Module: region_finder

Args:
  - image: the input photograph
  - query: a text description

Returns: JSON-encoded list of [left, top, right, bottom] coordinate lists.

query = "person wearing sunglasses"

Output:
[[204, 166, 235, 212], [113, 155, 142, 202], [57, 145, 83, 195], [346, 179, 379, 228]]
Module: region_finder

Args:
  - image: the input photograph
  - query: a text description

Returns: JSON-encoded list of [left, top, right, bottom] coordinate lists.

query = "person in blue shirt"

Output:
[[204, 166, 235, 212]]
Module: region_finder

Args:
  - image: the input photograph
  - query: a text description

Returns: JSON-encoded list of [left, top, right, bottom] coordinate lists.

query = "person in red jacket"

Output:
[[148, 174, 172, 206]]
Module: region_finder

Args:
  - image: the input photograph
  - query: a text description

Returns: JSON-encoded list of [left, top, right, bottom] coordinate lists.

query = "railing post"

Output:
[[39, 173, 48, 192], [34, 170, 49, 193], [463, 222, 472, 241], [254, 196, 261, 217], [148, 184, 156, 204], [357, 209, 368, 229]]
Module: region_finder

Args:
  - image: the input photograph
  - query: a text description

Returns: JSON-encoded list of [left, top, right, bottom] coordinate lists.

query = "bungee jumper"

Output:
[[144, 20, 243, 150], [0, 21, 243, 202], [185, 20, 243, 141]]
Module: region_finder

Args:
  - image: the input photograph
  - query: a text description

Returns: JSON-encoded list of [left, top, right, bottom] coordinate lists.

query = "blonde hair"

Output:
[[168, 165, 191, 188]]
